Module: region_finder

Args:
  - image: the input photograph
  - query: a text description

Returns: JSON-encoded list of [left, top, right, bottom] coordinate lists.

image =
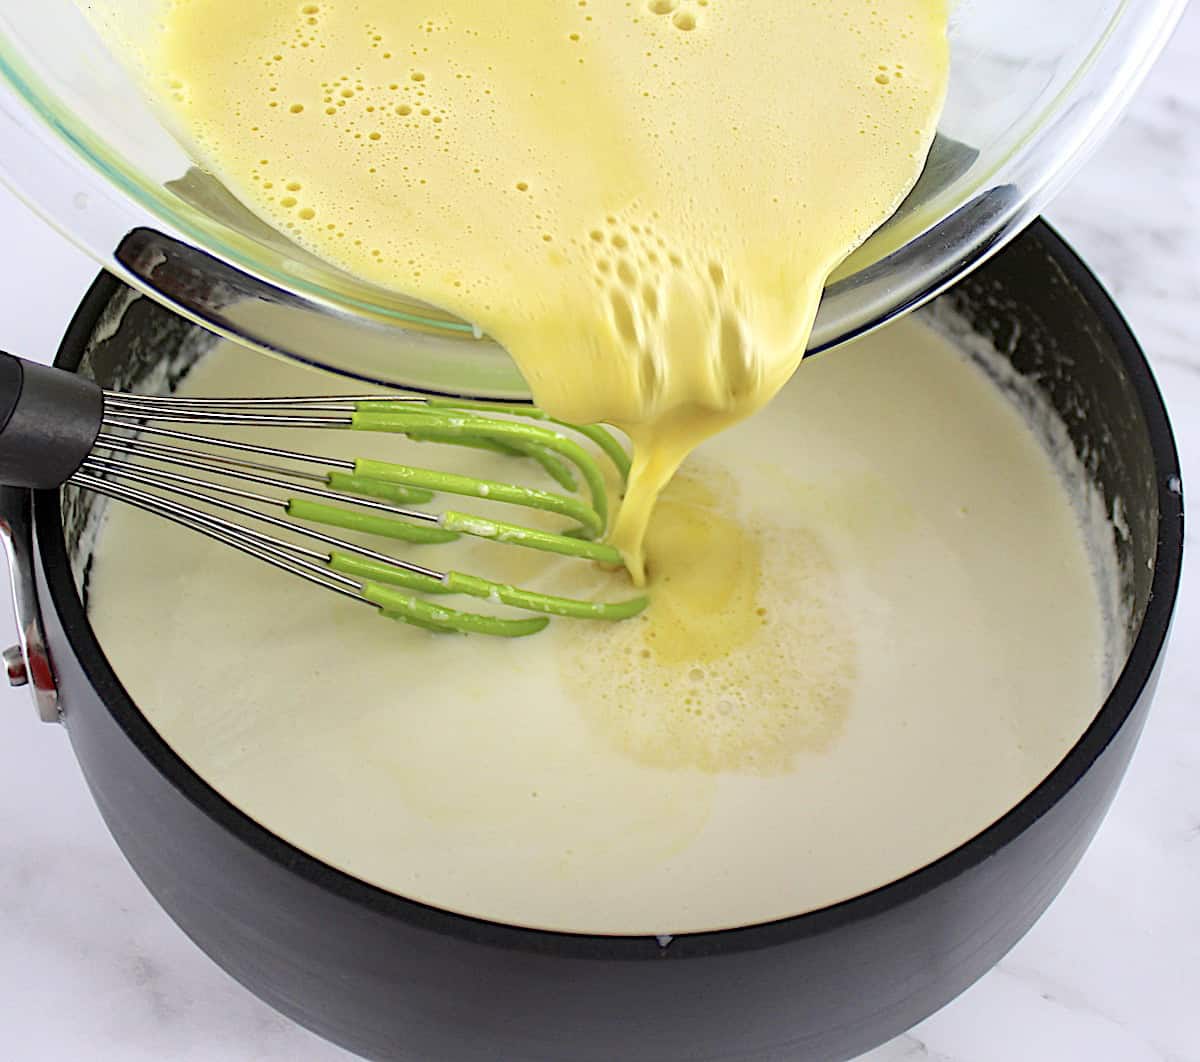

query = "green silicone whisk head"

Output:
[[76, 391, 648, 637]]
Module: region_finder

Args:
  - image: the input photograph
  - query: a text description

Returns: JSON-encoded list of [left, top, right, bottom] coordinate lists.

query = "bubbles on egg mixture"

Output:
[[646, 0, 708, 32], [147, 0, 944, 308], [563, 464, 855, 774], [583, 211, 758, 408], [161, 1, 530, 286]]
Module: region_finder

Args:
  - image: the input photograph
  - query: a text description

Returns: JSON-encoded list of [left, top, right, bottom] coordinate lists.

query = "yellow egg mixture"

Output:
[[104, 0, 949, 578]]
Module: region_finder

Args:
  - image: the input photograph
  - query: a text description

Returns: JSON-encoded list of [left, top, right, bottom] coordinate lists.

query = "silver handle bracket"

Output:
[[0, 487, 61, 723]]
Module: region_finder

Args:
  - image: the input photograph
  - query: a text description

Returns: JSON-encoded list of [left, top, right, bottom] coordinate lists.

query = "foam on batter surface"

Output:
[[93, 0, 950, 577], [566, 465, 855, 773]]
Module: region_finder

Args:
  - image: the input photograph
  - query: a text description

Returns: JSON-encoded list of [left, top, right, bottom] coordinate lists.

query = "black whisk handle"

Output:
[[0, 351, 104, 490]]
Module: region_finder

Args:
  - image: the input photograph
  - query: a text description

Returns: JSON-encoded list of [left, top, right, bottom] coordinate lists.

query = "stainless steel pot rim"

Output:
[[29, 220, 1185, 960]]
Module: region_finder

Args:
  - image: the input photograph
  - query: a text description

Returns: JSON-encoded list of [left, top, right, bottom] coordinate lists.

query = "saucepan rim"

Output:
[[31, 219, 1184, 961]]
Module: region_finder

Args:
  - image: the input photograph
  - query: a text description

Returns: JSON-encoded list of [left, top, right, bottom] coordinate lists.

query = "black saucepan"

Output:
[[0, 221, 1183, 1061]]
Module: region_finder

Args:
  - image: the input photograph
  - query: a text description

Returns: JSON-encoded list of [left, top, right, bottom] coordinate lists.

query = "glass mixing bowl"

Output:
[[0, 0, 1187, 397]]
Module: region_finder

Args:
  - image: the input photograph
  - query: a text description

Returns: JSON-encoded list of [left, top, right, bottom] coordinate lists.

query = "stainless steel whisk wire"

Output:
[[84, 393, 447, 598], [0, 350, 646, 638]]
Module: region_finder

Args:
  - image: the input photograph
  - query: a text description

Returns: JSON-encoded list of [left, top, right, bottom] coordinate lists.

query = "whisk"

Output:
[[0, 351, 646, 637]]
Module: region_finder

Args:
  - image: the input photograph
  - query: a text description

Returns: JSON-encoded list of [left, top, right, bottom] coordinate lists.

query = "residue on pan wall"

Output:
[[926, 297, 1128, 683]]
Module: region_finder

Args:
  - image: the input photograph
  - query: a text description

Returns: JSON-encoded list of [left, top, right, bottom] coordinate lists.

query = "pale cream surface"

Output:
[[96, 0, 949, 577], [87, 316, 1107, 934]]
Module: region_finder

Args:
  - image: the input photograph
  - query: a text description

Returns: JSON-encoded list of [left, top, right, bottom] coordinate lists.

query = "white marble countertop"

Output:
[[1, 11, 1198, 1061]]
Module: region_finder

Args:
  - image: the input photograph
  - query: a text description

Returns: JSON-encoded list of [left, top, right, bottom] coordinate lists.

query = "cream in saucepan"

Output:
[[86, 316, 1110, 934]]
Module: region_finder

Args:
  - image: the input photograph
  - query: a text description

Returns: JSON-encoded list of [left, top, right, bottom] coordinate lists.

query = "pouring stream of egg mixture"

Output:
[[119, 0, 949, 581]]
